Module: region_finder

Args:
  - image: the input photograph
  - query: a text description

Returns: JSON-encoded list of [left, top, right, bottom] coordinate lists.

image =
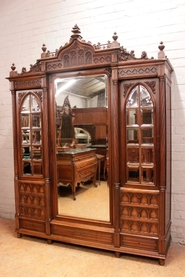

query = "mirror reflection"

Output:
[[54, 75, 109, 221], [21, 94, 42, 175]]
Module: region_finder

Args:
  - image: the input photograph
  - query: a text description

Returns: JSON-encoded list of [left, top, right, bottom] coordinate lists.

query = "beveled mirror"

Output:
[[52, 74, 109, 221]]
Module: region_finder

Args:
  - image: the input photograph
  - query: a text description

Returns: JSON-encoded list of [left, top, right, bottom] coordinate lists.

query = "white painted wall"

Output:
[[0, 0, 185, 244]]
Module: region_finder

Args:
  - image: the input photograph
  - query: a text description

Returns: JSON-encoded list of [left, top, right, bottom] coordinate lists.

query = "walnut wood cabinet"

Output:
[[7, 25, 173, 265]]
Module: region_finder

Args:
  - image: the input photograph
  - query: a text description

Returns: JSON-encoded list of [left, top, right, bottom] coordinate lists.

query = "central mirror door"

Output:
[[53, 74, 109, 221]]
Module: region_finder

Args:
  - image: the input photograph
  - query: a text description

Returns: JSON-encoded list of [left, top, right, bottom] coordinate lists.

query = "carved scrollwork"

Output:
[[18, 90, 43, 104], [123, 83, 133, 97], [18, 92, 27, 104], [118, 47, 136, 61], [35, 91, 43, 102], [144, 81, 156, 94], [29, 62, 42, 72]]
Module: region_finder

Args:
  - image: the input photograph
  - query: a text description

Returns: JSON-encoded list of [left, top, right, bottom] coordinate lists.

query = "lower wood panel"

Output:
[[120, 234, 158, 252], [19, 219, 45, 233], [51, 223, 113, 245]]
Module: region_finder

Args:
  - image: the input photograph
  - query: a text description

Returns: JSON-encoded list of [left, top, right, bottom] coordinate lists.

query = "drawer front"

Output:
[[76, 164, 97, 181], [73, 151, 95, 162], [75, 156, 97, 169], [120, 234, 158, 252]]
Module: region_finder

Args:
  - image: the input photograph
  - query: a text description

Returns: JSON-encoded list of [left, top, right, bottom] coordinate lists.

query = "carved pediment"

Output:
[[9, 24, 167, 77]]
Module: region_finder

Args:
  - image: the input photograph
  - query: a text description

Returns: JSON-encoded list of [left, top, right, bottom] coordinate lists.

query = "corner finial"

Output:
[[107, 32, 120, 48], [158, 41, 165, 59], [10, 63, 17, 77]]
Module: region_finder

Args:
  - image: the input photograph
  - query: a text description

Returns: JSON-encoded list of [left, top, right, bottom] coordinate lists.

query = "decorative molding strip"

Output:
[[15, 79, 41, 89], [46, 62, 63, 71], [118, 66, 157, 78], [93, 55, 111, 64]]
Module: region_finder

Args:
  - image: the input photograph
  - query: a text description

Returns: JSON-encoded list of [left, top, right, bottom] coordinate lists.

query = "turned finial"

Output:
[[42, 44, 47, 53], [158, 41, 165, 51], [11, 63, 16, 71], [71, 24, 82, 40], [112, 32, 118, 41], [158, 41, 165, 59], [10, 63, 17, 77]]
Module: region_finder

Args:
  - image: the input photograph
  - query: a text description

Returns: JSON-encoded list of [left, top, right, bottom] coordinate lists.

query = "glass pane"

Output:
[[23, 161, 32, 174], [140, 86, 153, 107], [32, 146, 42, 159], [127, 148, 139, 163], [21, 97, 30, 112], [141, 128, 153, 144], [22, 146, 31, 159], [32, 130, 41, 144], [127, 128, 139, 143], [21, 114, 30, 127], [141, 148, 154, 163], [127, 109, 138, 125], [32, 113, 41, 127], [141, 165, 154, 183], [141, 109, 153, 125], [22, 130, 30, 144], [126, 86, 138, 107], [127, 164, 139, 182], [31, 95, 40, 111]]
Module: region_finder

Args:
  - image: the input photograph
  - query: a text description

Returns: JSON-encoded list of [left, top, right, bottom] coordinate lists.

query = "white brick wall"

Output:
[[1, 0, 185, 243]]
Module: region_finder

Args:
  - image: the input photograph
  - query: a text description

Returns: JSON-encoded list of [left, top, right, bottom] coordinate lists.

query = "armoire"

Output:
[[7, 25, 173, 265]]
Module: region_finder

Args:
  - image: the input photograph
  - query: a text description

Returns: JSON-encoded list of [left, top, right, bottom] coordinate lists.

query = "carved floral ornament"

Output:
[[9, 25, 166, 76]]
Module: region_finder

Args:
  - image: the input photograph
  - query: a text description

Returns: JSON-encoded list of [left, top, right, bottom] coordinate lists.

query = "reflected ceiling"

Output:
[[55, 75, 106, 99]]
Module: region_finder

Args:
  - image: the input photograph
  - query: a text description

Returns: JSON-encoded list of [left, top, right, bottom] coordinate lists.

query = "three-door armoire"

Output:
[[7, 25, 173, 265]]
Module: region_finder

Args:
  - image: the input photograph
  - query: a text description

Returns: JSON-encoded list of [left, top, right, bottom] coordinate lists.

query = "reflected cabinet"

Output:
[[7, 25, 173, 265]]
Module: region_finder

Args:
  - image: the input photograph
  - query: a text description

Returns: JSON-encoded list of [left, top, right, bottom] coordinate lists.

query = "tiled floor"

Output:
[[0, 217, 185, 277]]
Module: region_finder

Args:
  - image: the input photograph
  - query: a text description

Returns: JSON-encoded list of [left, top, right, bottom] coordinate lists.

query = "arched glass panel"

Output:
[[21, 93, 42, 175], [126, 85, 154, 185]]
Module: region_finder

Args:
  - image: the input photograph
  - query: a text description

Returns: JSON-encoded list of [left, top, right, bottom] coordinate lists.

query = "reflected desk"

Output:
[[57, 148, 97, 200]]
